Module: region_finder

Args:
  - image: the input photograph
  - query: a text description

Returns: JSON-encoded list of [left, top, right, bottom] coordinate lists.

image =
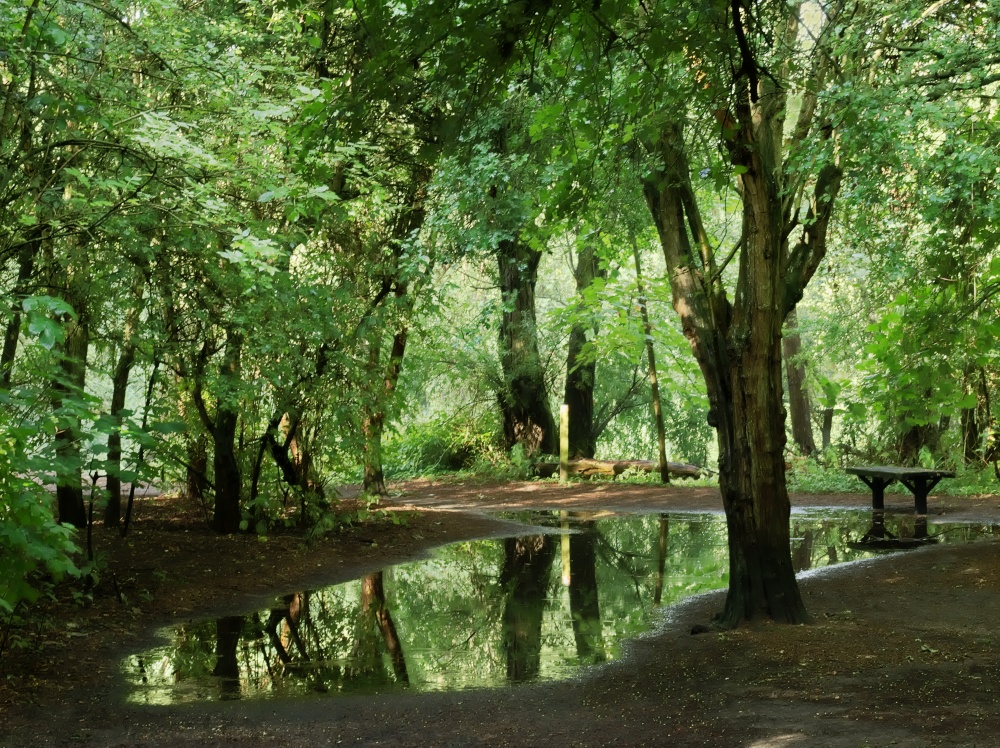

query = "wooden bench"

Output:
[[845, 466, 955, 515]]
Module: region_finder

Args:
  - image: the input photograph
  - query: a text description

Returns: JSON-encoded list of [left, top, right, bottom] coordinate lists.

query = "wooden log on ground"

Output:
[[534, 459, 702, 480]]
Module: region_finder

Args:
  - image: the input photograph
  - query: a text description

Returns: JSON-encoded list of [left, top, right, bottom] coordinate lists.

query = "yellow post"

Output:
[[559, 404, 570, 482]]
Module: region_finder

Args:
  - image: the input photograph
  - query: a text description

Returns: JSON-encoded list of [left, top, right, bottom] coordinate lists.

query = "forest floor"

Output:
[[2, 478, 1000, 747]]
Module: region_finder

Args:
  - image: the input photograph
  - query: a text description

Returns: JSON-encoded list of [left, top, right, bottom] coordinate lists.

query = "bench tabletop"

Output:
[[846, 465, 956, 480]]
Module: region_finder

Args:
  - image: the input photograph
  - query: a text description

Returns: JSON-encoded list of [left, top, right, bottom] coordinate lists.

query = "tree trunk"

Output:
[[497, 238, 557, 456], [51, 241, 90, 529], [899, 392, 942, 464], [563, 242, 603, 459], [960, 367, 988, 463], [715, 322, 808, 626], [783, 309, 817, 456], [194, 331, 243, 535], [360, 165, 429, 494], [187, 434, 209, 502], [104, 276, 144, 528], [821, 407, 834, 451], [362, 328, 407, 496], [54, 311, 89, 528], [633, 239, 669, 482], [642, 105, 834, 626], [212, 404, 242, 534], [0, 227, 40, 388]]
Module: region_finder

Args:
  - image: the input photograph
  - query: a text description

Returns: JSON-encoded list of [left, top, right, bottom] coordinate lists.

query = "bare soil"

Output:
[[2, 478, 999, 747]]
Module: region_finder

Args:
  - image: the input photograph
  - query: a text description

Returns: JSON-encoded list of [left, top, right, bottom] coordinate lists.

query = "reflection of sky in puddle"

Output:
[[123, 510, 999, 705]]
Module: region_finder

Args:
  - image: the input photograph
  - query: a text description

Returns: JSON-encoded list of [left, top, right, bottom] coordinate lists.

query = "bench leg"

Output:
[[858, 476, 894, 511], [900, 476, 943, 515]]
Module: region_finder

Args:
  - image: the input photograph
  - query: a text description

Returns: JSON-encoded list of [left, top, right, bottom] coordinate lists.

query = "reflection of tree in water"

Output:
[[212, 615, 244, 699], [499, 535, 557, 681], [653, 515, 668, 605], [568, 521, 604, 663], [791, 529, 815, 572], [263, 593, 308, 667], [206, 573, 410, 695], [348, 572, 409, 686]]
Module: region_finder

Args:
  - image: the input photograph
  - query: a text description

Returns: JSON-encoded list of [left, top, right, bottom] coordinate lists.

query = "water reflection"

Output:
[[124, 510, 998, 704]]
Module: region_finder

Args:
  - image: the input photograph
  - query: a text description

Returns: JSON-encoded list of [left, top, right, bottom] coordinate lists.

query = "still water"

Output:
[[123, 509, 998, 704]]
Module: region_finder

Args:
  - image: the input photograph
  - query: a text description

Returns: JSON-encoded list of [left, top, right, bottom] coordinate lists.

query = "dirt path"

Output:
[[2, 479, 999, 747]]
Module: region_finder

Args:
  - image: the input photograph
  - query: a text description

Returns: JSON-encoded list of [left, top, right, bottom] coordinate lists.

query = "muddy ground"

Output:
[[2, 478, 999, 747]]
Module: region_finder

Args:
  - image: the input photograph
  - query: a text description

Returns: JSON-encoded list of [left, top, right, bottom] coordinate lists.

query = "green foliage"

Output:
[[0, 414, 80, 614], [383, 414, 504, 478], [785, 459, 864, 495]]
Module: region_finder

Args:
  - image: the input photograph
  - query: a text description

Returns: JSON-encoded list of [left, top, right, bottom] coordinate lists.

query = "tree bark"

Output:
[[642, 74, 839, 624], [54, 309, 89, 528], [360, 166, 430, 495], [212, 403, 242, 534], [563, 241, 604, 459], [821, 407, 834, 451], [783, 309, 817, 456], [192, 331, 244, 534], [52, 241, 90, 529], [362, 328, 407, 496], [633, 239, 669, 482], [0, 227, 41, 388], [104, 275, 144, 528], [497, 238, 557, 456], [960, 367, 989, 463]]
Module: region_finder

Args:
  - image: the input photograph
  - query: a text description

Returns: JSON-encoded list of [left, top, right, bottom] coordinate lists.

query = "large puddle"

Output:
[[124, 509, 999, 704]]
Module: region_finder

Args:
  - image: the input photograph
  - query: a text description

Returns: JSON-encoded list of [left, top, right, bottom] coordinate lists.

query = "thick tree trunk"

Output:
[[715, 336, 808, 626], [642, 112, 818, 627], [783, 309, 817, 456], [212, 405, 242, 534], [899, 392, 942, 464], [563, 242, 603, 459], [54, 312, 89, 528], [497, 238, 557, 455], [193, 331, 243, 535]]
